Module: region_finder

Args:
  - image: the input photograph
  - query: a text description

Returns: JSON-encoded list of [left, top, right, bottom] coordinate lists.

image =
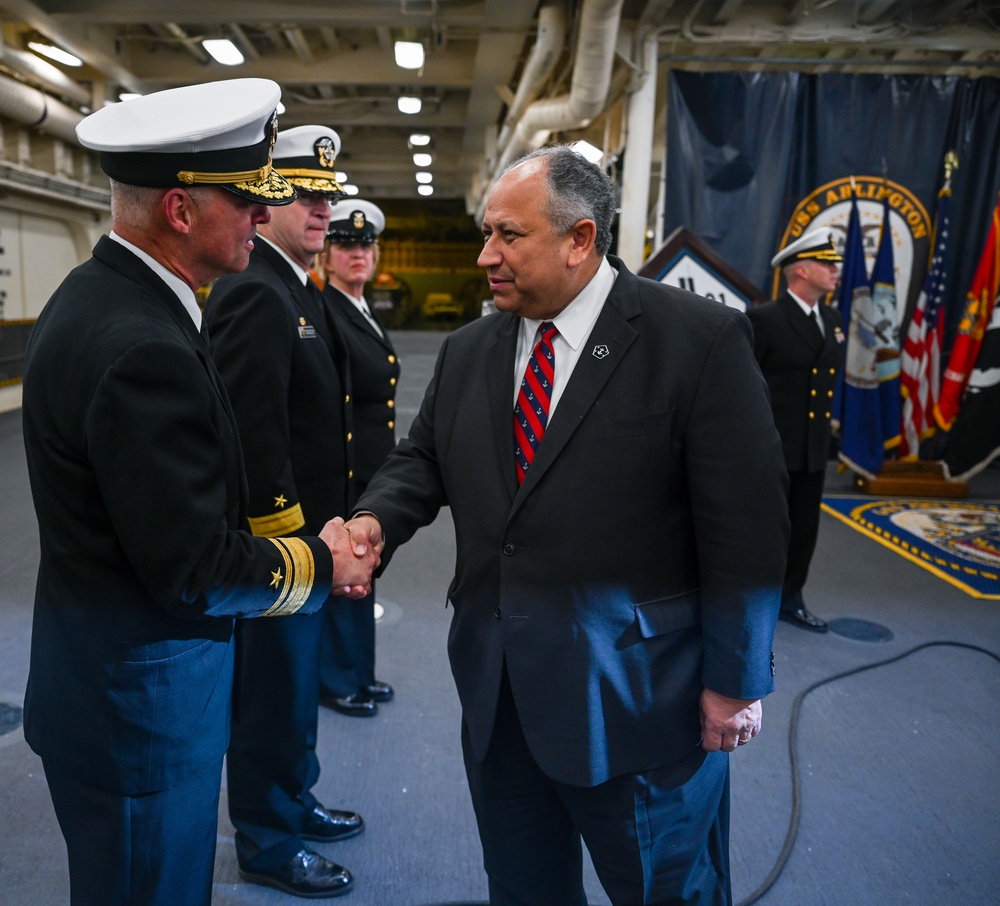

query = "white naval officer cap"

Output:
[[327, 199, 385, 244], [272, 125, 347, 197], [75, 78, 295, 205], [770, 228, 844, 269]]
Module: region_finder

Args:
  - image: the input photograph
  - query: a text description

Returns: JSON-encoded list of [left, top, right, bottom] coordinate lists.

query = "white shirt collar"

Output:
[[109, 231, 202, 330], [787, 289, 819, 319], [258, 235, 311, 286], [520, 257, 617, 352]]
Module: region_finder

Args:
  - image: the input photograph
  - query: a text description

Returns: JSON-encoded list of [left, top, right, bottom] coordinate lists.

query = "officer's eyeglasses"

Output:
[[297, 191, 334, 208]]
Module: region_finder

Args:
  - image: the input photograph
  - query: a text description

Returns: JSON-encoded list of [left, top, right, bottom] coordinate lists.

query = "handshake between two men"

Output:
[[321, 514, 386, 598]]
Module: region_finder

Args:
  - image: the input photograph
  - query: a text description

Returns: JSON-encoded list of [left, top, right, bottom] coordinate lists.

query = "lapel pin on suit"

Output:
[[592, 344, 610, 359]]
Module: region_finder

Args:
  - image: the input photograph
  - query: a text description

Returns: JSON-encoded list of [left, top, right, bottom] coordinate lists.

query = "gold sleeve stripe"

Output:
[[248, 503, 306, 538], [262, 537, 317, 616]]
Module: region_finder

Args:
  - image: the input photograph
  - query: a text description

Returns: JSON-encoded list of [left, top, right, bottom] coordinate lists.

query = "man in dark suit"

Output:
[[747, 229, 846, 633], [317, 200, 399, 717], [205, 125, 363, 899], [20, 81, 376, 906], [345, 146, 789, 905]]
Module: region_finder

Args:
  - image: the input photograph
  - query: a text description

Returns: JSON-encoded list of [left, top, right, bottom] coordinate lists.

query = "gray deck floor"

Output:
[[1, 329, 998, 905]]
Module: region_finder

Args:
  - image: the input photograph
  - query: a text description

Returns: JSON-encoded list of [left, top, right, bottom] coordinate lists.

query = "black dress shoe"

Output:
[[779, 606, 829, 633], [239, 847, 353, 899], [321, 692, 377, 717], [301, 803, 364, 842], [362, 681, 394, 702]]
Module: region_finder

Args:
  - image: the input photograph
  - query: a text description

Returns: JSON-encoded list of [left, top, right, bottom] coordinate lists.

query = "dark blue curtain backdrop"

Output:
[[664, 71, 1000, 338]]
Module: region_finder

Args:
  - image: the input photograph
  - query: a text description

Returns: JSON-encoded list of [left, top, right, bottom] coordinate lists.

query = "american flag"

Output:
[[899, 181, 950, 459]]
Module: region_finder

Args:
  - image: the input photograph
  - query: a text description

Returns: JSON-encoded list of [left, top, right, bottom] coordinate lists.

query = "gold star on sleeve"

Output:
[[248, 501, 306, 537], [261, 538, 316, 616]]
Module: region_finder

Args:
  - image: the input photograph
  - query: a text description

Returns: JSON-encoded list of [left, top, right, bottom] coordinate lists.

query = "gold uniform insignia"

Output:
[[314, 137, 337, 169], [352, 211, 366, 230], [262, 538, 316, 616], [274, 494, 287, 509]]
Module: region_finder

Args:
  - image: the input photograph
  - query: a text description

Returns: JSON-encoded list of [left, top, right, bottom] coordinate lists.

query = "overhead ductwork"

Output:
[[0, 71, 84, 145], [475, 0, 625, 220]]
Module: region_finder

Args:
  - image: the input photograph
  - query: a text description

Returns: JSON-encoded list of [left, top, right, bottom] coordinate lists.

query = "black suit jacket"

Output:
[[358, 256, 789, 787], [322, 285, 399, 490], [747, 293, 846, 473], [206, 240, 354, 536], [20, 237, 333, 795]]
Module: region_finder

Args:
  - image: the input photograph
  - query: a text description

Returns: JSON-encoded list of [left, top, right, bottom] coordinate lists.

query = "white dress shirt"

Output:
[[512, 257, 617, 417], [109, 231, 202, 330], [788, 289, 824, 337]]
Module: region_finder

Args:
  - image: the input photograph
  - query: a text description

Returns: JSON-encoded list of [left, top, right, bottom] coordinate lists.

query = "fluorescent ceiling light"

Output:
[[202, 39, 244, 66], [415, 172, 433, 184], [408, 133, 431, 147], [335, 171, 347, 182], [276, 101, 286, 115], [394, 41, 424, 70], [417, 185, 434, 196], [342, 184, 360, 196], [570, 140, 603, 163], [412, 152, 433, 167], [27, 41, 82, 67], [119, 92, 143, 102], [398, 96, 422, 115]]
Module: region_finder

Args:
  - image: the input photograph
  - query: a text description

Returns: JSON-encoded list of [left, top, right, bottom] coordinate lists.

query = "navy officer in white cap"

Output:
[[205, 125, 364, 898], [20, 81, 378, 906], [316, 199, 400, 718], [747, 228, 845, 633]]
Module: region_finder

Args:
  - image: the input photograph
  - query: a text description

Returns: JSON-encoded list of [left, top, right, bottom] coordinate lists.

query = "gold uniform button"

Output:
[[809, 412, 815, 419], [388, 355, 396, 364], [348, 470, 354, 479], [829, 368, 835, 374], [390, 377, 397, 386], [387, 400, 394, 408], [825, 412, 831, 418], [810, 389, 816, 396], [345, 394, 350, 403], [812, 368, 818, 374], [828, 390, 834, 397], [388, 420, 395, 429], [347, 432, 353, 442]]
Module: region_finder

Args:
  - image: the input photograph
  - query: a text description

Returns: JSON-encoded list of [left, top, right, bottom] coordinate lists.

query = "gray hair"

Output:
[[502, 145, 616, 256], [109, 179, 215, 231]]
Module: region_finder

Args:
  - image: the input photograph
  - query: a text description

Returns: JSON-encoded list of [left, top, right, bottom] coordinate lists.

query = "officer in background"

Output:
[[747, 228, 845, 632], [206, 125, 362, 898], [316, 200, 399, 716], [21, 82, 376, 906]]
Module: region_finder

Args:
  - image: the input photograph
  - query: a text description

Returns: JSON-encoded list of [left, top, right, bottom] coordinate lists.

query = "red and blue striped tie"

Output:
[[514, 321, 558, 485]]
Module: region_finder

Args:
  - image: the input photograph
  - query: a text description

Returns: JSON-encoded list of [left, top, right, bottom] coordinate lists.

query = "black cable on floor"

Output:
[[736, 641, 1000, 906]]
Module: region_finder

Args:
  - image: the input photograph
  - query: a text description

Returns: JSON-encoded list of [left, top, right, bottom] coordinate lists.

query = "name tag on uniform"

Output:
[[298, 324, 317, 339]]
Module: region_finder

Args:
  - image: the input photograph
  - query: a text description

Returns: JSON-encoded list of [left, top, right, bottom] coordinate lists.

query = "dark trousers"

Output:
[[782, 467, 827, 610], [462, 672, 732, 906], [319, 583, 377, 698], [44, 757, 223, 906], [227, 607, 325, 870]]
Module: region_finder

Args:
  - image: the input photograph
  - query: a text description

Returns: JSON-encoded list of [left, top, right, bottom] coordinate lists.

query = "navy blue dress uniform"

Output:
[[747, 229, 846, 630], [319, 200, 400, 715], [204, 124, 363, 897], [20, 81, 338, 906]]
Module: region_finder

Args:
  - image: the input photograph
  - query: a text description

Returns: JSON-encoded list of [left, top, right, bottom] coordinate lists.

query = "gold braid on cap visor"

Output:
[[796, 249, 842, 262], [177, 157, 275, 185], [277, 168, 346, 194]]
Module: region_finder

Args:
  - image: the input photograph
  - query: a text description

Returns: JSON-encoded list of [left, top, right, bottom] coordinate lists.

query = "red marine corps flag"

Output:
[[935, 194, 1000, 431]]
